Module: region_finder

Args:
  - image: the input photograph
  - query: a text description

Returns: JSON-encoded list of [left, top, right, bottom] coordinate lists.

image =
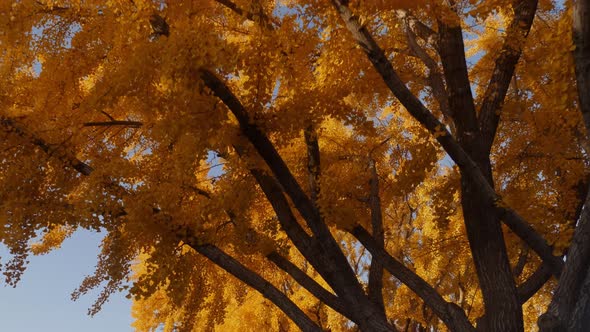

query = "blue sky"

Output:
[[0, 230, 133, 332]]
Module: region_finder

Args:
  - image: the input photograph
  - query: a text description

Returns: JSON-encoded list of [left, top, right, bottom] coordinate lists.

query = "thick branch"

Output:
[[517, 263, 552, 304], [404, 23, 452, 127], [266, 252, 351, 317], [351, 225, 474, 332], [569, 262, 590, 331], [201, 68, 357, 281], [436, 20, 523, 329], [565, 3, 590, 329], [238, 158, 396, 330], [478, 0, 539, 152], [437, 17, 478, 137], [193, 244, 322, 332], [477, 262, 552, 327], [304, 126, 321, 205], [574, 0, 590, 133], [512, 245, 529, 278], [498, 210, 563, 278], [540, 192, 590, 330], [500, 208, 564, 277], [396, 10, 438, 48], [187, 177, 351, 321], [199, 68, 322, 235], [231, 147, 377, 326], [246, 168, 317, 261]]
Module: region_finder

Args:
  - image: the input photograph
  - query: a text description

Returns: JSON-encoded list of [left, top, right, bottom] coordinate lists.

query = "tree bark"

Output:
[[568, 263, 590, 331], [573, 0, 590, 133], [201, 69, 396, 331], [195, 244, 322, 332], [437, 14, 523, 331], [539, 193, 590, 331]]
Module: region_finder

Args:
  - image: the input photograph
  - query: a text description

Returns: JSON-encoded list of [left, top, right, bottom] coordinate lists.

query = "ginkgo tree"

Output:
[[1, 0, 590, 331]]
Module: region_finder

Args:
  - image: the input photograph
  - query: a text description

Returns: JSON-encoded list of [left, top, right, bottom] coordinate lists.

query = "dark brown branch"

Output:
[[436, 16, 478, 139], [83, 121, 142, 128], [500, 209, 563, 277], [234, 146, 367, 322], [193, 244, 322, 332], [569, 261, 590, 331], [540, 192, 590, 330], [246, 167, 396, 330], [187, 185, 212, 199], [304, 125, 321, 205], [517, 263, 552, 304], [100, 110, 116, 121], [266, 252, 351, 318], [512, 245, 529, 278], [367, 159, 385, 312], [404, 22, 452, 129], [0, 116, 93, 175], [199, 69, 322, 234], [539, 7, 590, 328], [329, 0, 561, 277], [214, 0, 275, 30], [240, 160, 399, 330], [202, 71, 395, 331], [396, 10, 438, 48], [565, 3, 590, 328], [149, 14, 169, 37], [183, 180, 352, 321], [246, 168, 318, 263], [351, 225, 475, 332], [573, 0, 590, 133], [478, 0, 539, 153]]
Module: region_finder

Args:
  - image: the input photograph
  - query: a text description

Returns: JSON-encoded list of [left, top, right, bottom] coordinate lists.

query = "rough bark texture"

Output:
[[573, 0, 590, 133], [569, 263, 590, 331], [539, 191, 590, 331]]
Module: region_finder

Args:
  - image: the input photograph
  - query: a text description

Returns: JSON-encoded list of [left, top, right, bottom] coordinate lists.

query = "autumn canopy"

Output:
[[1, 0, 590, 331]]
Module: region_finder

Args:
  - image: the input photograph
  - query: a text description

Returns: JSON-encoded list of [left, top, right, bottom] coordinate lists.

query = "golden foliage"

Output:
[[0, 0, 584, 331]]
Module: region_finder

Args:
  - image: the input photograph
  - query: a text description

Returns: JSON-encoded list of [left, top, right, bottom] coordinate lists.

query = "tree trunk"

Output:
[[460, 156, 523, 332], [574, 0, 590, 133], [437, 19, 523, 331]]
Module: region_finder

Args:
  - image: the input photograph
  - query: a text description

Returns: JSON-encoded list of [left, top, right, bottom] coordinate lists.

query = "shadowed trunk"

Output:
[[539, 2, 590, 330]]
